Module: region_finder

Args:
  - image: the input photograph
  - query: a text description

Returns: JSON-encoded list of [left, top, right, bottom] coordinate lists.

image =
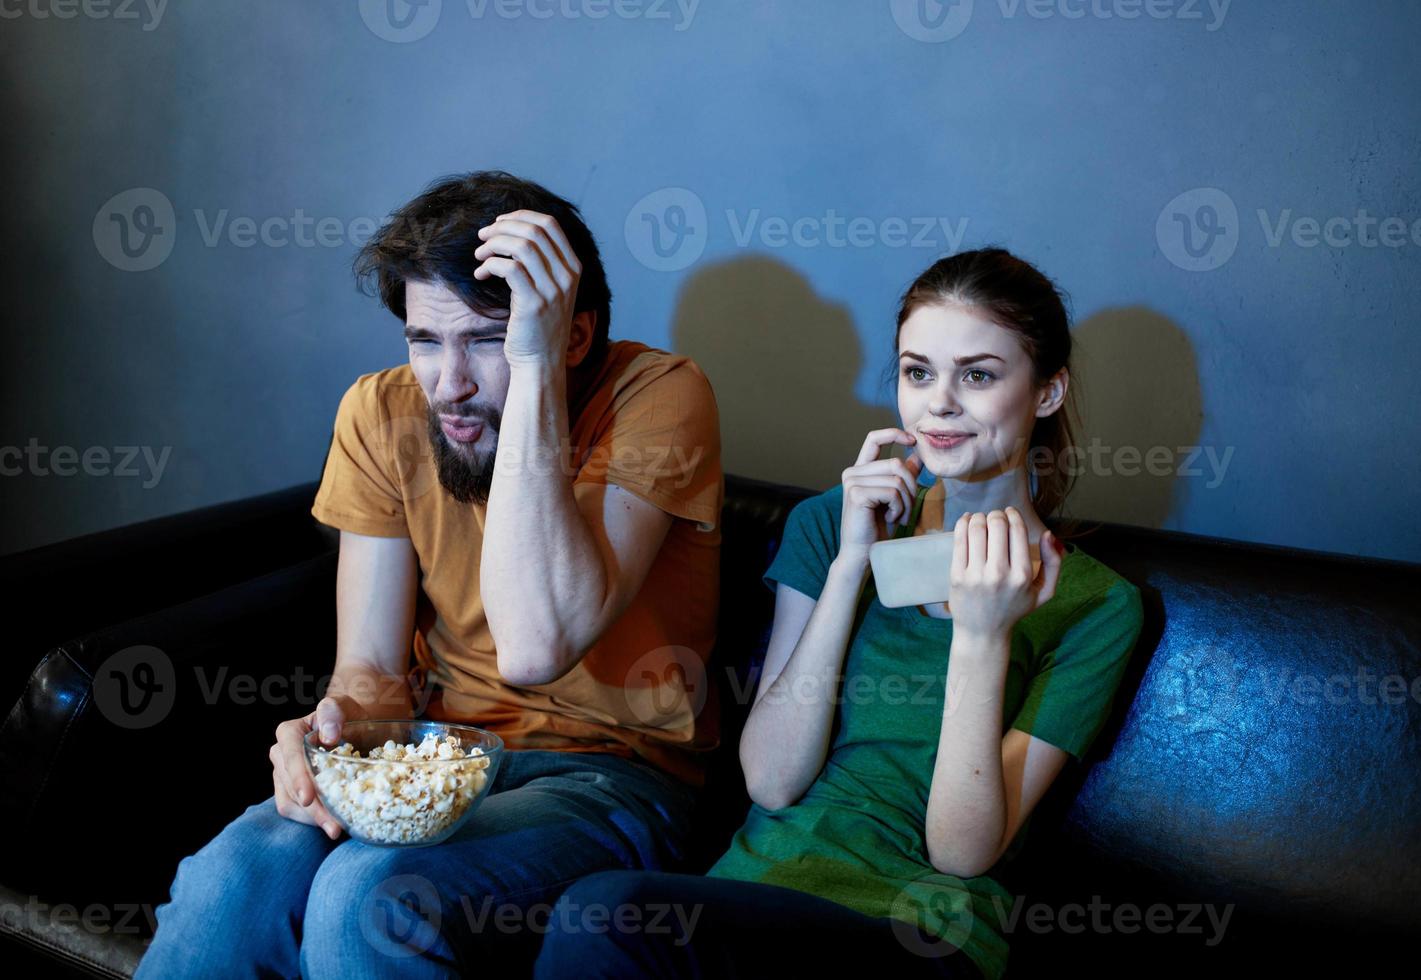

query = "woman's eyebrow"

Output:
[[898, 350, 1006, 366]]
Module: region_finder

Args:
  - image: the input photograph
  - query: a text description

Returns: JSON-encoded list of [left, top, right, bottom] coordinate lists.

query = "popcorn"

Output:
[[309, 732, 492, 844]]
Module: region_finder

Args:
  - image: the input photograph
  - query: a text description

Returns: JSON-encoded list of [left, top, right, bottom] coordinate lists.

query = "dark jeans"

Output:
[[532, 869, 986, 979], [134, 751, 698, 979]]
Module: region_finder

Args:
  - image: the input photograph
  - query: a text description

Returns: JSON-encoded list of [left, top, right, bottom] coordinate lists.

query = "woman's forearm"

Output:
[[739, 556, 870, 810], [924, 629, 1012, 877]]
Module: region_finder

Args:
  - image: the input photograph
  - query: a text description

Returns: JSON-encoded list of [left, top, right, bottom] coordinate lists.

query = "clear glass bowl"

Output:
[[303, 719, 504, 847]]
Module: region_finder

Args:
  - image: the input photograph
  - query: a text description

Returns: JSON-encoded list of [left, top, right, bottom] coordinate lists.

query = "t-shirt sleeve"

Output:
[[761, 489, 841, 601], [575, 359, 723, 531], [1009, 578, 1144, 762], [310, 375, 412, 537]]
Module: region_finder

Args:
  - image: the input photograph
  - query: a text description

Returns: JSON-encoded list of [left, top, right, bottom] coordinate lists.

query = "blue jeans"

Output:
[[134, 750, 698, 979]]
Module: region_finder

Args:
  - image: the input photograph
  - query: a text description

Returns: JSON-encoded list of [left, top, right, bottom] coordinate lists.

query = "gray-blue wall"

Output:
[[3, 0, 1418, 561]]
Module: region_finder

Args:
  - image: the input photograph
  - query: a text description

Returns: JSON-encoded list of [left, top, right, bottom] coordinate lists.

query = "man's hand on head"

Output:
[[473, 210, 582, 369]]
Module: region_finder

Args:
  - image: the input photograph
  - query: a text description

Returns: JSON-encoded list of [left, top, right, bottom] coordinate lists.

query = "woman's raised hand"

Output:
[[838, 428, 923, 566], [948, 507, 1065, 640]]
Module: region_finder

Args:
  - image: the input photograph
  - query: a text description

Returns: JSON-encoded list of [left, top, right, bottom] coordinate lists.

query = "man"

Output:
[[136, 171, 723, 977]]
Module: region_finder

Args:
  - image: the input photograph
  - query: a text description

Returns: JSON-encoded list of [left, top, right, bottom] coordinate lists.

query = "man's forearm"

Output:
[[327, 662, 414, 718], [481, 361, 610, 685], [924, 630, 1011, 877]]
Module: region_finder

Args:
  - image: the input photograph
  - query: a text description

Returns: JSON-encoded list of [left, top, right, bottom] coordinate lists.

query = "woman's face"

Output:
[[896, 302, 1052, 480]]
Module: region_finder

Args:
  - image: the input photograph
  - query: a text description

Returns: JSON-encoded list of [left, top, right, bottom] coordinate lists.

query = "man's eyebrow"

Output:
[[898, 350, 1007, 366], [403, 324, 507, 342]]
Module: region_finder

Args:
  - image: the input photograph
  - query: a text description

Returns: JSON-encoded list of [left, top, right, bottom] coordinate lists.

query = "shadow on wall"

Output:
[[1064, 306, 1202, 530], [671, 255, 897, 494]]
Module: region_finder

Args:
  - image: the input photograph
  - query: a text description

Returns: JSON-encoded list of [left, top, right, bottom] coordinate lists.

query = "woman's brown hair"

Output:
[[892, 247, 1084, 540]]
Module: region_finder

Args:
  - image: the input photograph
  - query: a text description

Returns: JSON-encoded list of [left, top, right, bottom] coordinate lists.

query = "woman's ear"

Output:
[[566, 311, 597, 367], [1036, 367, 1069, 417]]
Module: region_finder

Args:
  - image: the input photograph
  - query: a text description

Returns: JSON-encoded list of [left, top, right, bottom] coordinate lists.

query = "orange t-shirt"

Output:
[[310, 340, 723, 787]]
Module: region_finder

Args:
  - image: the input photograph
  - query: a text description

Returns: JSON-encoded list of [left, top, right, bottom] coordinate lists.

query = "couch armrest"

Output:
[[0, 880, 146, 980], [0, 549, 338, 924]]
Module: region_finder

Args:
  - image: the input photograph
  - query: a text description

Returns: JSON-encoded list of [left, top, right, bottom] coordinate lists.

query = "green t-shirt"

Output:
[[706, 483, 1144, 980]]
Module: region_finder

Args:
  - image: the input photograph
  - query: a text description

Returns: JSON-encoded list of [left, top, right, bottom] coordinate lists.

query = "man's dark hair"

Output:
[[354, 170, 612, 359]]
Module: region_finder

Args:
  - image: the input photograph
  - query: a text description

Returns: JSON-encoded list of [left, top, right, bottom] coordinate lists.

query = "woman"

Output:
[[531, 248, 1145, 980]]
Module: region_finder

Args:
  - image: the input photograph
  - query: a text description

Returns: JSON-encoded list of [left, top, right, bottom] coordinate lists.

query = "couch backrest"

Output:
[[1009, 521, 1421, 939], [0, 482, 334, 710]]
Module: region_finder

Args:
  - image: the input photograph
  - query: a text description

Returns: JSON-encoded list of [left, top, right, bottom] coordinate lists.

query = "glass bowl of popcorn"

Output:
[[303, 719, 504, 847]]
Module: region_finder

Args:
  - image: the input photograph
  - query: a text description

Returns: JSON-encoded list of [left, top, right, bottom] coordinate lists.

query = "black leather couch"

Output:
[[3, 474, 1418, 978]]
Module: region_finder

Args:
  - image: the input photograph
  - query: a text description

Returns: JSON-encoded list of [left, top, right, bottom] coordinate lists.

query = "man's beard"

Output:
[[427, 404, 501, 505]]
